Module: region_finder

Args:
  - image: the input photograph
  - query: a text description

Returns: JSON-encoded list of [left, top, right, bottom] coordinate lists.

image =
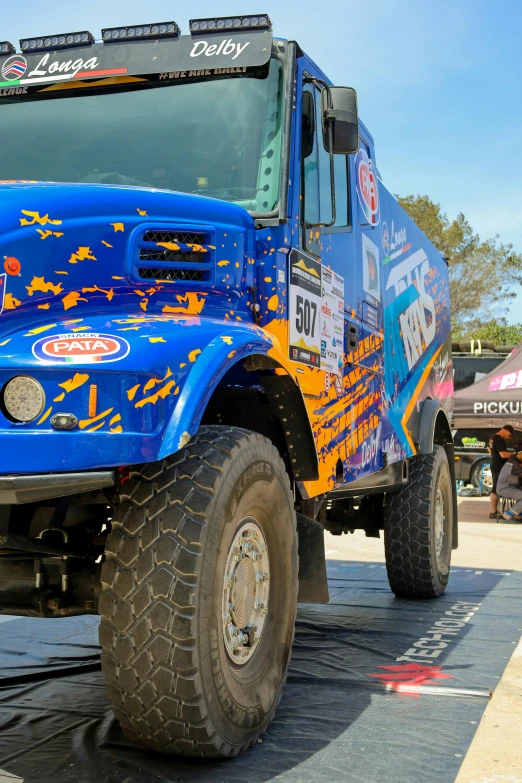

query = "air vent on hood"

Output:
[[134, 227, 214, 284]]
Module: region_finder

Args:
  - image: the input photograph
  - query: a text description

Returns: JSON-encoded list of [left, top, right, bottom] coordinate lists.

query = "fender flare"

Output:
[[417, 399, 458, 550], [157, 330, 317, 482], [417, 399, 452, 455]]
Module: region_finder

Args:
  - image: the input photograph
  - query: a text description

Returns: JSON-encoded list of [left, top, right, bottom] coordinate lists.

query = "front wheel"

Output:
[[99, 426, 298, 756], [383, 445, 453, 598]]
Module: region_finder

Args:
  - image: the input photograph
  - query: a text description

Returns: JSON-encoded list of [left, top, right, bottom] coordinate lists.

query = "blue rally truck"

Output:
[[0, 17, 456, 756]]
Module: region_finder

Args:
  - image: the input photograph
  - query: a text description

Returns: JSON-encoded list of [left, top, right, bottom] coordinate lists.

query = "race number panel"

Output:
[[289, 249, 344, 376]]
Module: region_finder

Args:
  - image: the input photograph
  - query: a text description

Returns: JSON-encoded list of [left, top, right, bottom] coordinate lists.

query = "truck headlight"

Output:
[[2, 376, 46, 422]]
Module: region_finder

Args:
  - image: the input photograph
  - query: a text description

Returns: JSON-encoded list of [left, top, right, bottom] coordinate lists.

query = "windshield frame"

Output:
[[0, 44, 294, 224]]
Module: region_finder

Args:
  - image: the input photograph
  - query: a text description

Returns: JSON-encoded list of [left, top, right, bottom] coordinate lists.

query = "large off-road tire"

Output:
[[99, 426, 298, 757], [383, 445, 453, 598]]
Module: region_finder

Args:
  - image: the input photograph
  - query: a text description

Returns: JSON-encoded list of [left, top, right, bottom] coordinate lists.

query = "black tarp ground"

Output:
[[0, 560, 521, 783]]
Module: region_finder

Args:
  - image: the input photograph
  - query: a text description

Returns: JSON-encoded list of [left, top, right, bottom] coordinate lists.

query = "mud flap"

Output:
[[296, 512, 329, 604]]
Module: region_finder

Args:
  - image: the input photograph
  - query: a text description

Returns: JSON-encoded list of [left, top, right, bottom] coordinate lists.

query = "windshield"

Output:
[[0, 59, 284, 214]]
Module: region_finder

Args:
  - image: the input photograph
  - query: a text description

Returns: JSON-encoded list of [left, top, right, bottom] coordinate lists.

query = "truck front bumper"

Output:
[[0, 471, 115, 504]]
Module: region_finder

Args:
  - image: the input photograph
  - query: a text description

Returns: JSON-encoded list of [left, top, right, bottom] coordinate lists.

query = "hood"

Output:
[[0, 181, 256, 332]]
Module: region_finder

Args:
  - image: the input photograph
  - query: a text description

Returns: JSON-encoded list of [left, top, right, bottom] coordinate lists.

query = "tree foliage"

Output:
[[397, 195, 522, 328], [452, 318, 522, 346]]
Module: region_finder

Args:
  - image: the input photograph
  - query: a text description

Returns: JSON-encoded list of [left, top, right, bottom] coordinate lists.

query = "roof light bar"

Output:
[[102, 22, 180, 42], [0, 42, 16, 56], [20, 31, 94, 53], [189, 14, 271, 34]]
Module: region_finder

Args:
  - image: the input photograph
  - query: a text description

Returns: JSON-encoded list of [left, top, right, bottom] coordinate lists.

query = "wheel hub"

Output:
[[222, 519, 269, 665], [434, 486, 445, 559]]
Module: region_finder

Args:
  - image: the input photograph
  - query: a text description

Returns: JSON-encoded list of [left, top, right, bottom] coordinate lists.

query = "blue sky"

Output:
[[3, 0, 522, 320]]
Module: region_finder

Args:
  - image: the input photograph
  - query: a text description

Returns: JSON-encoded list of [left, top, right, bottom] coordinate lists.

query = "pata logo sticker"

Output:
[[32, 333, 129, 364], [355, 148, 380, 226]]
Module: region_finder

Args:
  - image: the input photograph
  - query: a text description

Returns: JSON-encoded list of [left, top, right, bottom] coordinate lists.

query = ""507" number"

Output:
[[295, 295, 317, 337]]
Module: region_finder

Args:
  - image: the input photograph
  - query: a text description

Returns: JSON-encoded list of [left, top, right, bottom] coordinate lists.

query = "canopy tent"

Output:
[[453, 343, 522, 431]]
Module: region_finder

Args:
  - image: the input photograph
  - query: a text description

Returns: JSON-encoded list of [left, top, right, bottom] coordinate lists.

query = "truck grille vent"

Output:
[[135, 227, 214, 284], [142, 230, 206, 245], [138, 268, 204, 282]]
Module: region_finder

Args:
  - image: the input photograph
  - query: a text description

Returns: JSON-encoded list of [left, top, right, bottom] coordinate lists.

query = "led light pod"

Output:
[[189, 14, 271, 33], [102, 22, 180, 42], [20, 31, 93, 53], [3, 376, 45, 423]]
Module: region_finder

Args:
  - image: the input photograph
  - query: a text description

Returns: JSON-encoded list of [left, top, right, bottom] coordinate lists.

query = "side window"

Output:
[[302, 85, 319, 229], [331, 153, 349, 229], [302, 82, 350, 252]]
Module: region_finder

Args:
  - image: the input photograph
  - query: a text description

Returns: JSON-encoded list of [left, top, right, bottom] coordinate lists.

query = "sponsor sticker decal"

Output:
[[32, 333, 130, 364], [1, 55, 27, 81], [355, 147, 380, 226]]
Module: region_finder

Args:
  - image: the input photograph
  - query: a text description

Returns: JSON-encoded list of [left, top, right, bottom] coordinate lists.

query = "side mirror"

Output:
[[322, 86, 359, 155]]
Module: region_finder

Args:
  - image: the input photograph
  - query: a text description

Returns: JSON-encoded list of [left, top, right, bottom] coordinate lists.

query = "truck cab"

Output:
[[0, 16, 456, 757]]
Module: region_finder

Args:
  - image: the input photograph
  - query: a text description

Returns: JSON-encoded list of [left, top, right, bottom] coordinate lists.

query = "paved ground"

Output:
[[325, 496, 522, 783]]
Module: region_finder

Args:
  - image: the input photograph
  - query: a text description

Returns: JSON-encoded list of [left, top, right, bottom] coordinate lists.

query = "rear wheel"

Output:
[[384, 445, 453, 598], [470, 459, 492, 494], [99, 426, 298, 756]]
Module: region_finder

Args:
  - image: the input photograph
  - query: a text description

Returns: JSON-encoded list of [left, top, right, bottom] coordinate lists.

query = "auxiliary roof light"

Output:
[[20, 31, 94, 53], [102, 22, 180, 42], [189, 14, 271, 34], [0, 41, 16, 55]]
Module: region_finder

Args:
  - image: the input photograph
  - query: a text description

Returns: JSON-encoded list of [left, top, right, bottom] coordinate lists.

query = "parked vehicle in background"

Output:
[[452, 342, 519, 490]]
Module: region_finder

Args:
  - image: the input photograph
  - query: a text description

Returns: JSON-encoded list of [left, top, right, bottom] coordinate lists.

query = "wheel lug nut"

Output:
[[256, 572, 263, 584], [243, 541, 252, 553], [254, 599, 264, 610], [263, 572, 269, 582]]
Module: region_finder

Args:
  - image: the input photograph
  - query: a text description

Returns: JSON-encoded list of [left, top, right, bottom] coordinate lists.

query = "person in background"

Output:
[[489, 425, 514, 519], [496, 440, 522, 523]]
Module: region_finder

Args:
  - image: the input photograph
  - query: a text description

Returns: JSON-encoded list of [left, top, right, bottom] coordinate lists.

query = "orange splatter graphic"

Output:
[[36, 229, 64, 240], [68, 247, 97, 265], [127, 384, 141, 401], [81, 285, 114, 302], [112, 276, 124, 280], [217, 260, 230, 267], [135, 380, 177, 409], [187, 244, 207, 253], [0, 339, 11, 346], [140, 299, 148, 312], [62, 291, 88, 310], [20, 210, 62, 227], [157, 242, 179, 251], [59, 373, 89, 393], [79, 407, 114, 430], [148, 336, 166, 343], [267, 294, 279, 311], [162, 292, 207, 315], [188, 348, 201, 362], [111, 223, 124, 232], [4, 294, 21, 310], [26, 276, 63, 297], [54, 393, 66, 402], [220, 336, 233, 345], [110, 413, 121, 426], [102, 240, 114, 248], [110, 425, 123, 433], [137, 208, 147, 216], [37, 406, 52, 425], [54, 271, 68, 275], [143, 368, 172, 392], [38, 303, 51, 310]]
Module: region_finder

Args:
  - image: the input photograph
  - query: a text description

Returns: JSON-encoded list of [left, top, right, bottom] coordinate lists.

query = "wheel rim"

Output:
[[222, 518, 270, 666], [434, 485, 445, 559], [481, 464, 493, 491]]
